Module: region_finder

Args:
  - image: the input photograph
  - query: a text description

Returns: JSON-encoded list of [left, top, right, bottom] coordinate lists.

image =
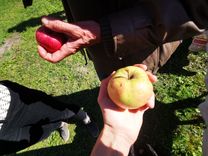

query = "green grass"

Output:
[[0, 0, 100, 155], [1, 0, 207, 156]]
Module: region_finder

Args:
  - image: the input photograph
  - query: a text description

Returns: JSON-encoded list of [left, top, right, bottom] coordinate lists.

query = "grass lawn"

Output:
[[0, 0, 207, 156]]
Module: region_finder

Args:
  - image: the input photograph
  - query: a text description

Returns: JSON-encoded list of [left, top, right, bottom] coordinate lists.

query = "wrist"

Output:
[[100, 124, 133, 154]]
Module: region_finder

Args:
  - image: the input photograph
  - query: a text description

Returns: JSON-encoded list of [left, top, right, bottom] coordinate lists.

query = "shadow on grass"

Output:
[[131, 38, 206, 155], [7, 11, 66, 33], [13, 87, 102, 156], [133, 94, 206, 156], [13, 87, 206, 156], [9, 38, 206, 155]]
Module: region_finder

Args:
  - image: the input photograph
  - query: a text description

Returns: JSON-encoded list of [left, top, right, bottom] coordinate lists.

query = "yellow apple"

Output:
[[107, 66, 153, 109]]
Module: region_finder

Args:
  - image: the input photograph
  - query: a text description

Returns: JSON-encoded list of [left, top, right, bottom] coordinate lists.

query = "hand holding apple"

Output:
[[37, 17, 101, 63], [35, 26, 67, 53], [97, 70, 155, 147], [107, 66, 154, 109]]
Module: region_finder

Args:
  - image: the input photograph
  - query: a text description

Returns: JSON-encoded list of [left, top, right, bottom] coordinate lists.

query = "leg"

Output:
[[0, 81, 98, 154]]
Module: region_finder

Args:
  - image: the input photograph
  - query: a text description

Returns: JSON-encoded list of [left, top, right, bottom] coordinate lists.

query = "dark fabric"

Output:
[[61, 0, 207, 79], [22, 0, 33, 8], [0, 80, 80, 112], [0, 80, 80, 155], [0, 140, 29, 155]]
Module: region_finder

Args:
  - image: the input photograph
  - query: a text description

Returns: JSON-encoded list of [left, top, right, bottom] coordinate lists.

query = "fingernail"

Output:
[[41, 17, 48, 25]]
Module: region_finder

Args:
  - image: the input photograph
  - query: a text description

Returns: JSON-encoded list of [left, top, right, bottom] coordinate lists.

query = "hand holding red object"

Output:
[[36, 26, 67, 53]]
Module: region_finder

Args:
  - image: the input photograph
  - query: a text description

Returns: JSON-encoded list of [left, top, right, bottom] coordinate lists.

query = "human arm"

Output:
[[38, 0, 208, 63], [90, 125, 134, 156], [91, 65, 157, 156], [37, 17, 101, 62]]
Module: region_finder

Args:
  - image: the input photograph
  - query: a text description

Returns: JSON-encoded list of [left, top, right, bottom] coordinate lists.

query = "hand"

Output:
[[97, 64, 157, 145], [37, 16, 101, 63]]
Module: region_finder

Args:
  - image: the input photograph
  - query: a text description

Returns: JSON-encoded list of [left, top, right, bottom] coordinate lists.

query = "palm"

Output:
[[98, 71, 155, 142], [101, 96, 144, 134]]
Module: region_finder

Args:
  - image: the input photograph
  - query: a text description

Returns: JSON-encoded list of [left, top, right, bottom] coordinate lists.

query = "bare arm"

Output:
[[91, 65, 157, 156], [91, 125, 132, 156]]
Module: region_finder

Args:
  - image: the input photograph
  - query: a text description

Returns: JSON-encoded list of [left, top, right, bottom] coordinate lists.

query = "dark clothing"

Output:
[[0, 80, 80, 155], [62, 0, 208, 79]]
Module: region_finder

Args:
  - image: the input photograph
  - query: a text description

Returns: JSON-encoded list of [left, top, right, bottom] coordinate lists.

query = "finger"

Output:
[[38, 45, 67, 63], [41, 16, 81, 38], [37, 45, 53, 62], [38, 37, 82, 63], [146, 71, 157, 83], [146, 93, 155, 109], [133, 64, 147, 70]]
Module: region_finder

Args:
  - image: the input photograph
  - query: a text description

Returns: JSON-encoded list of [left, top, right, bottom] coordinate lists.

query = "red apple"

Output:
[[107, 66, 153, 109], [35, 26, 67, 53]]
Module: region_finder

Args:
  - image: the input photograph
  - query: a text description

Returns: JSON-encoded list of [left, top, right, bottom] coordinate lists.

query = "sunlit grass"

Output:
[[0, 0, 207, 155]]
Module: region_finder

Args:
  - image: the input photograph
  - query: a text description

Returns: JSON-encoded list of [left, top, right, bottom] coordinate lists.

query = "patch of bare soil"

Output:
[[0, 33, 21, 57]]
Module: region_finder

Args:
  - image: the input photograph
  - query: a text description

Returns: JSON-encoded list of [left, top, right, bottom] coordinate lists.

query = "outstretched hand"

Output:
[[37, 16, 101, 63], [97, 64, 157, 144]]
